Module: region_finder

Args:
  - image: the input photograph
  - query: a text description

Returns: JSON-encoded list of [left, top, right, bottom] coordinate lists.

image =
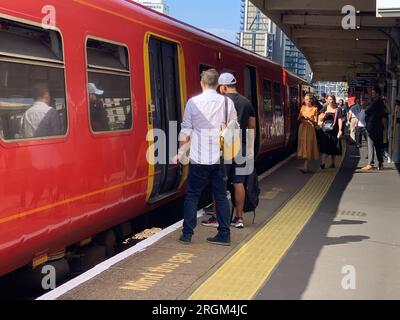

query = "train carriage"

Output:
[[0, 0, 311, 277]]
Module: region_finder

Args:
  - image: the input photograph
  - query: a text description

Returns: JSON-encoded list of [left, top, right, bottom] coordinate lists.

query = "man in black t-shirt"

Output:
[[218, 73, 256, 228]]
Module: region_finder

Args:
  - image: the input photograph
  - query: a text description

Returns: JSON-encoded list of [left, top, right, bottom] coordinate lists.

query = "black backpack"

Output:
[[229, 169, 260, 224]]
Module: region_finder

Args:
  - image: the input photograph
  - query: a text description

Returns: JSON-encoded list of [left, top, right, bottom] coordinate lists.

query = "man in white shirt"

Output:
[[175, 69, 237, 246], [348, 98, 362, 143], [356, 99, 368, 148], [21, 83, 62, 138]]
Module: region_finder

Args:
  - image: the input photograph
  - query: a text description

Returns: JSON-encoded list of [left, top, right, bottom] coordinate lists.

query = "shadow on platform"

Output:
[[257, 143, 368, 300]]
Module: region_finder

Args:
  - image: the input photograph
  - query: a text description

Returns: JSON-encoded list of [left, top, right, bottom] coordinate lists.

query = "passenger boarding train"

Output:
[[0, 0, 313, 277]]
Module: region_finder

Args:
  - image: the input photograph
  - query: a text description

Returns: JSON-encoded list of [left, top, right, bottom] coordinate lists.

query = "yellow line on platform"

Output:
[[189, 148, 345, 300]]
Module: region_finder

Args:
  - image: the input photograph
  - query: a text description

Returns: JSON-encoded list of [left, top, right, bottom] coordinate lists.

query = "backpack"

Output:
[[229, 169, 260, 224], [243, 170, 260, 213]]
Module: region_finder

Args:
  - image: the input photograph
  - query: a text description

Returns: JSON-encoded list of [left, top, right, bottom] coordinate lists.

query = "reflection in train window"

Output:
[[86, 38, 132, 132], [289, 86, 300, 114], [0, 17, 67, 142], [263, 80, 272, 116], [274, 82, 282, 117]]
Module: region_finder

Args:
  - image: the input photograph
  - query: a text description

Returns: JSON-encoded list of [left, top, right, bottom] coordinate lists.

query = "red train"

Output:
[[0, 0, 312, 277]]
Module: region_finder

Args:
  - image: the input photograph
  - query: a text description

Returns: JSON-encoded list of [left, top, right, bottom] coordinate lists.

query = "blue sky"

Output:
[[168, 0, 242, 43]]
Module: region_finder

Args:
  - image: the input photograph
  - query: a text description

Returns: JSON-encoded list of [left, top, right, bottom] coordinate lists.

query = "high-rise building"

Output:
[[239, 0, 312, 81], [131, 0, 169, 15], [313, 81, 349, 99], [239, 0, 273, 58], [283, 37, 311, 81]]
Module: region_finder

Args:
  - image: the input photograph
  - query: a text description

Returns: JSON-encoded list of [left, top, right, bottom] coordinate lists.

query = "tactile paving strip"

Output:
[[189, 148, 346, 300]]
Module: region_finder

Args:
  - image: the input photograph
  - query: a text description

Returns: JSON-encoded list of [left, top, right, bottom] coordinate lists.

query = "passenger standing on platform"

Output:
[[318, 95, 343, 169], [175, 69, 237, 246], [319, 93, 327, 107], [348, 98, 362, 144], [338, 99, 347, 134], [218, 73, 256, 229], [356, 99, 368, 148], [362, 86, 385, 172], [297, 93, 319, 173]]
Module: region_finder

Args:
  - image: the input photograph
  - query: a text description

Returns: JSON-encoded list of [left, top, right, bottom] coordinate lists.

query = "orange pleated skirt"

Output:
[[297, 121, 319, 161]]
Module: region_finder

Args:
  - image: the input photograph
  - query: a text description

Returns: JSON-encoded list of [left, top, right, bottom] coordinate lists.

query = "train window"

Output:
[[262, 80, 272, 115], [86, 38, 132, 133], [289, 86, 300, 114], [273, 82, 282, 116], [87, 39, 129, 72], [0, 18, 63, 62], [199, 64, 216, 81], [0, 19, 67, 142]]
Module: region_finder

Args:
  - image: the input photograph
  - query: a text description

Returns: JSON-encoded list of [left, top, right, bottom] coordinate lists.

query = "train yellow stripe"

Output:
[[0, 175, 151, 225], [189, 146, 346, 300]]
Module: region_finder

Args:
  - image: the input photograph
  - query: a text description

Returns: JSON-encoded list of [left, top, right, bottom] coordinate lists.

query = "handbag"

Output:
[[220, 97, 241, 162], [322, 109, 339, 133]]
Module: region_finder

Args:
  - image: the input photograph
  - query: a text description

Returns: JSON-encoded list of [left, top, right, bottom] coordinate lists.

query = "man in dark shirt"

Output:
[[218, 73, 256, 228], [362, 86, 385, 171], [88, 83, 109, 132]]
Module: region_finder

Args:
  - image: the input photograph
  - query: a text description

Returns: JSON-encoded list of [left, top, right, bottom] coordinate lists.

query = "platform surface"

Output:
[[55, 142, 400, 300]]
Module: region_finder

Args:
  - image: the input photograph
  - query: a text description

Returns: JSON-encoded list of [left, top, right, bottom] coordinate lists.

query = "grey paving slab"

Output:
[[256, 144, 400, 300]]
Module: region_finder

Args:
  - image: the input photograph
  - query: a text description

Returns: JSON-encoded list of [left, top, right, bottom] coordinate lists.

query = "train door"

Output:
[[147, 36, 182, 203], [244, 65, 260, 155]]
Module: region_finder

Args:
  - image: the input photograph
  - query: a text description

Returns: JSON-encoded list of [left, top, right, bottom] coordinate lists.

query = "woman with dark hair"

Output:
[[297, 94, 319, 173], [318, 95, 343, 169]]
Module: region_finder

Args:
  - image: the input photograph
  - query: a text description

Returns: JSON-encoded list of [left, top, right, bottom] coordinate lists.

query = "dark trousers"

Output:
[[356, 127, 367, 146], [367, 131, 384, 166], [183, 164, 230, 238]]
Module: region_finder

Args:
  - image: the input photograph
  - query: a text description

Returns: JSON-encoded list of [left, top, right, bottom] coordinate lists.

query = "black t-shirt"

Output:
[[226, 93, 256, 146]]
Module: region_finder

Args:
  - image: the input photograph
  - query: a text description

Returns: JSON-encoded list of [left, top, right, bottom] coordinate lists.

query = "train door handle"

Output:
[[148, 103, 155, 126]]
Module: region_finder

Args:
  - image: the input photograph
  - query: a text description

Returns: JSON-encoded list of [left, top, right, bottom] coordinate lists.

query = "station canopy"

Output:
[[252, 0, 400, 81]]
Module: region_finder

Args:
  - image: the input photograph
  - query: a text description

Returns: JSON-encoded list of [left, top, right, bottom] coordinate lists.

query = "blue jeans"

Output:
[[183, 164, 231, 238]]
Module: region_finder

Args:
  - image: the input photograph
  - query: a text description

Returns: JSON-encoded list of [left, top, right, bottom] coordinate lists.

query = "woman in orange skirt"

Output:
[[297, 94, 319, 173]]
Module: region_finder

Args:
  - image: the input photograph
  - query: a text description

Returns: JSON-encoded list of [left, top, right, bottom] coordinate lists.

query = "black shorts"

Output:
[[226, 161, 247, 184]]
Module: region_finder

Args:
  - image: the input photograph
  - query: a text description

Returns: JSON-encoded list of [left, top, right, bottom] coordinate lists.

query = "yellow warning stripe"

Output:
[[189, 147, 346, 300]]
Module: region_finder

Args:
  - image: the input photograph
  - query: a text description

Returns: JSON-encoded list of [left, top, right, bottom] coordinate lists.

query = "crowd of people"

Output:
[[175, 70, 390, 247], [297, 86, 387, 173]]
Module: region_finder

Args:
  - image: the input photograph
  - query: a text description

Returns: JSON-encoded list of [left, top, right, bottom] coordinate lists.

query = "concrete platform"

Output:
[[42, 141, 400, 300], [52, 154, 315, 300], [256, 144, 400, 300]]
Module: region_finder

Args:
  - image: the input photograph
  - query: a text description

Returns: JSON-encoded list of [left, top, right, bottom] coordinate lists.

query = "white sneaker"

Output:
[[231, 217, 244, 229]]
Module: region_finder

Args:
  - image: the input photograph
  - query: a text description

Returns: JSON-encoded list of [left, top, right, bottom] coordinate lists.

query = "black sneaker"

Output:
[[207, 234, 231, 246], [179, 234, 192, 245]]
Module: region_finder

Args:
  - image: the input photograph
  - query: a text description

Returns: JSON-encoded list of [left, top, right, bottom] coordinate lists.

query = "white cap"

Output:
[[88, 83, 104, 95], [218, 73, 237, 86]]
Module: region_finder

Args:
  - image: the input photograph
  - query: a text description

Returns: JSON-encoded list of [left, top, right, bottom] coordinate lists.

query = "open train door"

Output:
[[244, 65, 261, 156], [145, 35, 187, 203]]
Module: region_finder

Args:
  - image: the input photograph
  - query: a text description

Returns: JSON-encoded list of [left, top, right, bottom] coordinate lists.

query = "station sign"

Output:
[[377, 0, 400, 17]]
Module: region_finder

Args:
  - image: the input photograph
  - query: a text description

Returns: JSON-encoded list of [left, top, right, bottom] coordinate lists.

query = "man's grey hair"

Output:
[[200, 69, 219, 89]]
